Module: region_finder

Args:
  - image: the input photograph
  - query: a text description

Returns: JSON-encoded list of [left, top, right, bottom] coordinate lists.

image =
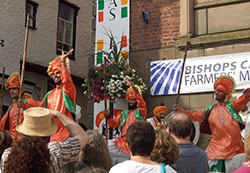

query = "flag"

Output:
[[150, 60, 183, 96]]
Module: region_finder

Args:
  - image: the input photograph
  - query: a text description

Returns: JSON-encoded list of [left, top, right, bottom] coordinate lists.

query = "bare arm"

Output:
[[50, 109, 89, 149]]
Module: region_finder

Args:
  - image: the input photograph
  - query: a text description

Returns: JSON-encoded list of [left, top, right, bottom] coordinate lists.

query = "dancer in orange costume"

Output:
[[0, 72, 40, 141], [173, 75, 250, 172], [41, 49, 76, 142], [104, 77, 147, 156]]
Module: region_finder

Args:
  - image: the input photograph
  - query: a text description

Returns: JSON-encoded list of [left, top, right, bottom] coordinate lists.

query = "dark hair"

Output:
[[77, 166, 108, 173], [166, 112, 192, 139], [126, 121, 155, 156], [59, 161, 85, 173], [4, 136, 51, 173], [78, 130, 113, 171], [0, 130, 13, 158]]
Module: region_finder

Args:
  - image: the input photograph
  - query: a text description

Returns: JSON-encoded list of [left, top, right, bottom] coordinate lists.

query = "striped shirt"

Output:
[[1, 136, 81, 173]]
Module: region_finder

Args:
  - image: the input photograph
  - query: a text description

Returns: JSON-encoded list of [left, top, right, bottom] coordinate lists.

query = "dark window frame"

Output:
[[57, 0, 79, 60], [26, 0, 38, 29]]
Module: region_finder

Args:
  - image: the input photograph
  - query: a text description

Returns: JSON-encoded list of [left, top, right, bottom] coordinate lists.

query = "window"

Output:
[[26, 0, 38, 29], [57, 1, 79, 60]]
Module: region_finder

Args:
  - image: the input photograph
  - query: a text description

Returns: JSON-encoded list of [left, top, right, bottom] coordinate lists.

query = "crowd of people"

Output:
[[0, 49, 249, 173]]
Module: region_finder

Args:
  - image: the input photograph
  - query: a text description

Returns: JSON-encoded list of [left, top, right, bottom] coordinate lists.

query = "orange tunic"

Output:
[[179, 96, 250, 160], [0, 97, 40, 142], [107, 93, 147, 155], [41, 70, 76, 142]]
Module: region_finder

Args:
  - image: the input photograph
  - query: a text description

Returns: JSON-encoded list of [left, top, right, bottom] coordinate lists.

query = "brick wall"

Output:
[[130, 0, 180, 51]]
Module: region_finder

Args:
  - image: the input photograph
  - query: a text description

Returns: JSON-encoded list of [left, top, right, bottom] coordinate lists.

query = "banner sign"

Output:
[[95, 0, 130, 65], [150, 52, 250, 96]]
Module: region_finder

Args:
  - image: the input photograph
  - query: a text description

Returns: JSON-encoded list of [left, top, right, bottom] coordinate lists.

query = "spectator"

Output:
[[4, 136, 51, 173], [1, 107, 89, 173], [150, 129, 179, 165], [77, 166, 108, 173], [59, 161, 85, 173], [109, 121, 176, 173], [0, 130, 12, 158], [77, 130, 113, 171], [166, 112, 209, 173], [0, 130, 12, 172], [234, 133, 250, 172]]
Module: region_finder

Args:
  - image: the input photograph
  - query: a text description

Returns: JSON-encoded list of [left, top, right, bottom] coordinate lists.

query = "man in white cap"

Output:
[[1, 107, 89, 173]]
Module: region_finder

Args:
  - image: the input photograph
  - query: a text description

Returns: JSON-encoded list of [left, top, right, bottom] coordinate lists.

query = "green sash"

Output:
[[204, 102, 244, 125], [120, 108, 144, 128], [44, 87, 76, 116], [202, 102, 244, 133]]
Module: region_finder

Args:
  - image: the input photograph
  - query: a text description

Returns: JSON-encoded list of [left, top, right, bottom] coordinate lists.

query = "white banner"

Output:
[[150, 52, 250, 96], [95, 0, 130, 65]]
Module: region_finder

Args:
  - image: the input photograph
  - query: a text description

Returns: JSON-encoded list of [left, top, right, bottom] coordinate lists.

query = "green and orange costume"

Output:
[[41, 56, 76, 142]]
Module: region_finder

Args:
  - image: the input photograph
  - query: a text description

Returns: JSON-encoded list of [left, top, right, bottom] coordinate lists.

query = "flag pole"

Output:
[[14, 14, 30, 142], [176, 41, 191, 105]]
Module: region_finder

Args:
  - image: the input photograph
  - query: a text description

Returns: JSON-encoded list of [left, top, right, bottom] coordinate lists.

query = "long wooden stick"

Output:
[[14, 14, 30, 142], [0, 67, 5, 118], [103, 57, 108, 145], [176, 41, 191, 105]]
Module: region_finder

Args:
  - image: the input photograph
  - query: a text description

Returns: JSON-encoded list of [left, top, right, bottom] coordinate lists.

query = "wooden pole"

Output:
[[103, 57, 108, 145], [176, 41, 191, 105], [14, 14, 30, 142], [0, 67, 5, 118]]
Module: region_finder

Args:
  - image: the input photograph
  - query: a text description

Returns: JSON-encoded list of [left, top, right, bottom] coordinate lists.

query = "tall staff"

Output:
[[14, 14, 30, 142], [176, 41, 191, 105], [0, 67, 5, 118], [103, 57, 109, 145]]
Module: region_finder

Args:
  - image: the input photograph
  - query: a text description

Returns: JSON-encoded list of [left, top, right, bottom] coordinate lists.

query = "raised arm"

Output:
[[173, 104, 205, 122], [50, 109, 89, 149]]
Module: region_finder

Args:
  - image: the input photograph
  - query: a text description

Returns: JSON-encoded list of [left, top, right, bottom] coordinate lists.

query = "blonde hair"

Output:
[[78, 130, 113, 171], [245, 133, 250, 162], [150, 129, 179, 165]]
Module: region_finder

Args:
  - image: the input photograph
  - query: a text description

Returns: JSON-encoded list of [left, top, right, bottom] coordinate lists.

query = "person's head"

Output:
[[59, 161, 86, 173], [153, 106, 168, 121], [166, 112, 192, 140], [244, 133, 250, 162], [77, 166, 108, 173], [5, 72, 22, 99], [47, 56, 70, 85], [126, 121, 155, 156], [77, 130, 113, 171], [150, 129, 179, 165], [126, 85, 141, 110], [4, 136, 51, 173], [0, 130, 13, 158], [214, 75, 235, 102], [16, 107, 58, 139]]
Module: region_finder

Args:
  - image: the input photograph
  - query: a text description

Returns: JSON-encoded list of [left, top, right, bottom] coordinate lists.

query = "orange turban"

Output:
[[214, 75, 235, 94], [153, 106, 168, 116], [214, 75, 236, 101], [5, 72, 20, 90], [126, 85, 141, 101], [47, 56, 70, 78]]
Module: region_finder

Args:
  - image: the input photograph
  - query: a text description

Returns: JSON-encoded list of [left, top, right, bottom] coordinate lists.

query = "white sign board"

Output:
[[150, 52, 250, 96], [95, 0, 130, 65]]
